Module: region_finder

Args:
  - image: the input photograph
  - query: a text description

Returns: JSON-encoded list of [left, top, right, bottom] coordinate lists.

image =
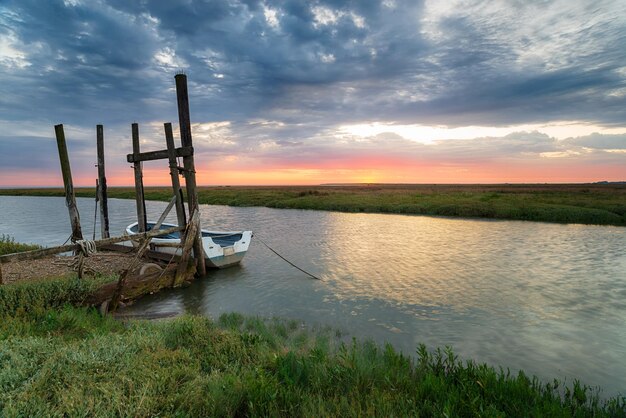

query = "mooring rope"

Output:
[[67, 240, 97, 277], [256, 236, 322, 281], [61, 233, 73, 246], [76, 239, 97, 257]]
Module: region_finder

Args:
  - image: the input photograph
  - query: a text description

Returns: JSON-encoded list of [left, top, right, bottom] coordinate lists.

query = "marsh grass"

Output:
[[0, 235, 41, 256], [0, 275, 114, 317], [0, 301, 624, 416], [2, 184, 624, 226]]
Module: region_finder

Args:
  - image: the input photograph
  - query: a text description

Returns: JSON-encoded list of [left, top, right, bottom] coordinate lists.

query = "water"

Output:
[[1, 195, 625, 396]]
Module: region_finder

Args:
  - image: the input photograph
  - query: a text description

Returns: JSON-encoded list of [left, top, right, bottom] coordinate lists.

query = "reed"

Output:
[[1, 184, 624, 226]]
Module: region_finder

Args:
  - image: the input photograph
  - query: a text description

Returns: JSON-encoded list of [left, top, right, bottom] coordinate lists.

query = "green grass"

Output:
[[0, 275, 115, 317], [0, 305, 624, 417], [0, 235, 41, 256], [1, 184, 625, 226]]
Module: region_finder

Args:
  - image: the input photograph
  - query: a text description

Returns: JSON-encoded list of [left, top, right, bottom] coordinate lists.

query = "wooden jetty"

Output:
[[0, 74, 208, 312]]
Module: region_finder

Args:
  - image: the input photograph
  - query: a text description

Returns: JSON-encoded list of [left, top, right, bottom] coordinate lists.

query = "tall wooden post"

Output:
[[175, 74, 206, 276], [132, 123, 148, 233], [54, 124, 83, 243], [96, 125, 110, 238], [164, 123, 187, 229]]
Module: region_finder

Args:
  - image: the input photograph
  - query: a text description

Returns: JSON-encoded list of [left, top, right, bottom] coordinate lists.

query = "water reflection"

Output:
[[1, 196, 625, 396]]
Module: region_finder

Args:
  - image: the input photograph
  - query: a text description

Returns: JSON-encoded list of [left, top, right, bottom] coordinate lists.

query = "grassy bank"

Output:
[[2, 183, 625, 226], [1, 307, 625, 416], [0, 278, 624, 416]]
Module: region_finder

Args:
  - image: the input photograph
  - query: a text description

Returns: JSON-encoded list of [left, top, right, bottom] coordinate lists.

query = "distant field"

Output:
[[1, 183, 625, 226]]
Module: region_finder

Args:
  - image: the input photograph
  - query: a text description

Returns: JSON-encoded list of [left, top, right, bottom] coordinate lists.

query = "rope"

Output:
[[61, 233, 73, 246], [256, 236, 322, 281], [67, 240, 96, 278], [76, 240, 97, 257]]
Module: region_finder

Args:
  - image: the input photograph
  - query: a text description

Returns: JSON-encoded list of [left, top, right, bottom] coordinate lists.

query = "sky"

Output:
[[0, 0, 625, 186]]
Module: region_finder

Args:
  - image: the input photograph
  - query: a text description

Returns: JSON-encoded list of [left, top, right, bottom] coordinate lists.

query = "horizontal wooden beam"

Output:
[[126, 146, 193, 163], [0, 225, 185, 264]]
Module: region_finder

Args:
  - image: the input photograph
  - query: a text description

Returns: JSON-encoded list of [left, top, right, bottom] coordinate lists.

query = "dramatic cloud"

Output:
[[0, 0, 624, 185]]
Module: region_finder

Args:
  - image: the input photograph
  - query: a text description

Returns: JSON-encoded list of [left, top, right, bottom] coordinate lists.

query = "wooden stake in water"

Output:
[[96, 124, 110, 238], [132, 123, 147, 233], [175, 74, 206, 276], [164, 122, 187, 231], [54, 124, 83, 243]]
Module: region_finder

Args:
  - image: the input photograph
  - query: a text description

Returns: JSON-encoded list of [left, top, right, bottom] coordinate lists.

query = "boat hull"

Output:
[[126, 222, 252, 269]]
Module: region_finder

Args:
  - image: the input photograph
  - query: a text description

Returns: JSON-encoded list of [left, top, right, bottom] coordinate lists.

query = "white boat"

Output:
[[126, 221, 252, 268]]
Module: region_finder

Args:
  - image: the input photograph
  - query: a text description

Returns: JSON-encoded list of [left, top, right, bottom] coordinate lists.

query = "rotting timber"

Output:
[[0, 74, 208, 312]]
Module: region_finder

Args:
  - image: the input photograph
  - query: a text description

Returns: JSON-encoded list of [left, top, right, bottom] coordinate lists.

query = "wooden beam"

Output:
[[164, 123, 187, 230], [0, 225, 184, 264], [109, 233, 153, 311], [85, 263, 195, 309], [54, 124, 83, 244], [175, 74, 206, 276], [174, 210, 200, 286], [96, 124, 110, 239], [132, 123, 147, 233], [126, 146, 193, 163], [154, 195, 176, 231]]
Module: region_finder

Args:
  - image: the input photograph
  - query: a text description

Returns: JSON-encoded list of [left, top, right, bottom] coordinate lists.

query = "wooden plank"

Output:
[[86, 263, 195, 309], [96, 124, 110, 238], [54, 124, 83, 244], [174, 210, 200, 286], [132, 123, 147, 233], [0, 226, 184, 264], [100, 244, 182, 263], [109, 233, 154, 311], [154, 195, 177, 231], [145, 250, 181, 263], [126, 146, 193, 163], [164, 123, 188, 230], [175, 74, 206, 276]]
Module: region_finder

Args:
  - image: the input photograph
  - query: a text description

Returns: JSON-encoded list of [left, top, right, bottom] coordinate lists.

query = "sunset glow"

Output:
[[0, 1, 625, 187]]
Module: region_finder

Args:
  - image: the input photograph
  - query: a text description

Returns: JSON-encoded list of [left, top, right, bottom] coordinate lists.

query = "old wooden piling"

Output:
[[175, 73, 206, 276], [174, 210, 200, 286], [54, 124, 83, 243], [96, 124, 110, 238], [164, 123, 187, 230], [131, 123, 148, 233]]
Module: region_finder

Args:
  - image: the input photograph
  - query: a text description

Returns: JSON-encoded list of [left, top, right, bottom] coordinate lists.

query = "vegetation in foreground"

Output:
[[0, 234, 41, 256], [0, 278, 625, 416], [1, 183, 625, 226]]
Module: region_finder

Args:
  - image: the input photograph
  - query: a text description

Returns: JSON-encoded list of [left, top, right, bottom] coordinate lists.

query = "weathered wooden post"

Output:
[[131, 123, 148, 233], [175, 73, 206, 276], [164, 123, 187, 229], [54, 124, 83, 243], [96, 124, 110, 238]]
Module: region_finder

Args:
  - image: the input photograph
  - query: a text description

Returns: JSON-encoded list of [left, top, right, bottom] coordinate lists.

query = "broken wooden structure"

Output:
[[0, 74, 208, 311]]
